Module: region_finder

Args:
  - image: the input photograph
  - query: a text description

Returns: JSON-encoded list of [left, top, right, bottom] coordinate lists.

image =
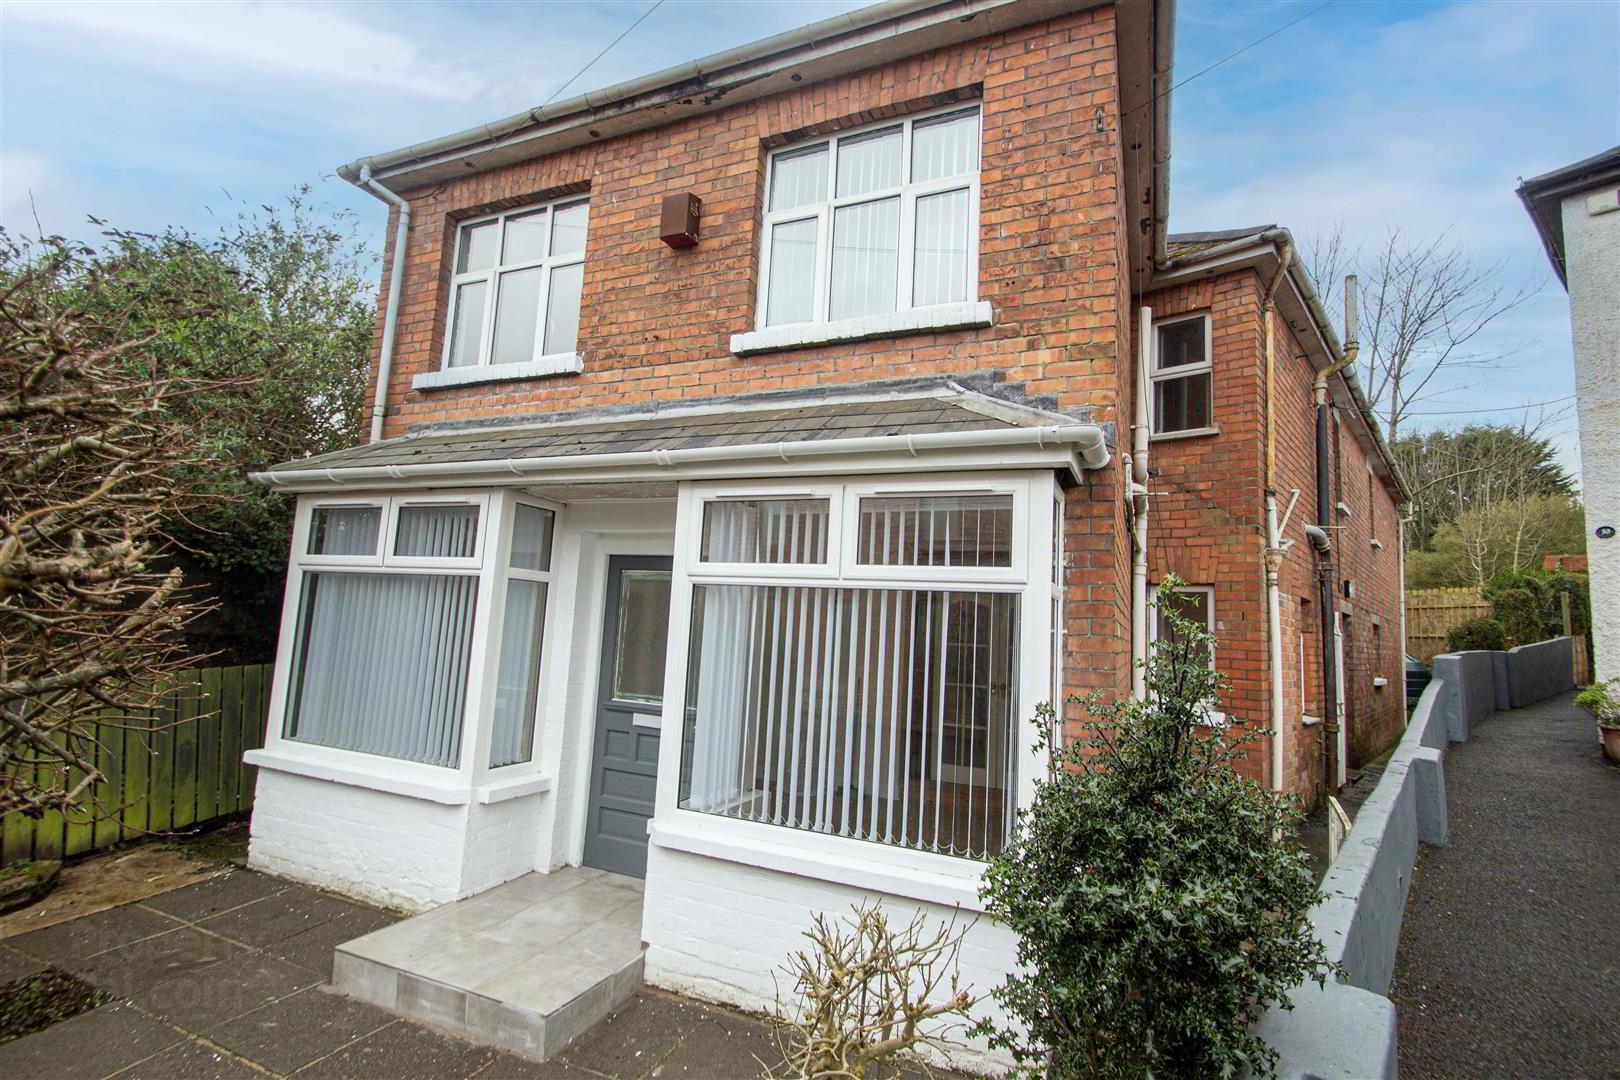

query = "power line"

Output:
[[1125, 0, 1339, 120], [1403, 395, 1576, 417], [542, 0, 667, 109]]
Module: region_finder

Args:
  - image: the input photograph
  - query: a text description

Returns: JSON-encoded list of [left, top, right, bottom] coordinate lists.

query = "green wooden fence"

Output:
[[1, 663, 272, 868]]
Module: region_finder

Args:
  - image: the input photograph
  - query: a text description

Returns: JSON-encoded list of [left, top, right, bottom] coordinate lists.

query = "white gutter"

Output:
[[1130, 305, 1152, 698], [356, 165, 411, 443], [250, 423, 1111, 491]]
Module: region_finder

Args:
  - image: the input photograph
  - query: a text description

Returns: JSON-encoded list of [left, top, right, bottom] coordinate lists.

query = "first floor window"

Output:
[[444, 197, 589, 373], [1152, 313, 1213, 434], [759, 106, 981, 328]]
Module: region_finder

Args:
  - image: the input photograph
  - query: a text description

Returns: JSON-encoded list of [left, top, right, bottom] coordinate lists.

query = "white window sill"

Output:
[[412, 354, 582, 391], [649, 816, 986, 910], [244, 748, 554, 806], [729, 301, 993, 356], [1150, 426, 1220, 442]]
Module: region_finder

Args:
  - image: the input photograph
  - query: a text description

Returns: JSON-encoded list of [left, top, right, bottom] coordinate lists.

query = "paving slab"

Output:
[[106, 1038, 264, 1080], [0, 1002, 184, 1079], [0, 943, 48, 983], [196, 888, 357, 949], [292, 1019, 497, 1080], [7, 904, 183, 966], [66, 927, 248, 997], [139, 871, 289, 923], [263, 905, 399, 978], [128, 951, 322, 1030], [204, 985, 397, 1074], [650, 1010, 777, 1079], [555, 992, 709, 1078]]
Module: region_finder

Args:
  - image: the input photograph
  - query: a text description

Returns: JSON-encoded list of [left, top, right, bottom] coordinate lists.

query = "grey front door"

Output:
[[582, 556, 672, 878]]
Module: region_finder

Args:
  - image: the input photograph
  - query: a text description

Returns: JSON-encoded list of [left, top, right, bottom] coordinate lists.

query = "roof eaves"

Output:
[[1515, 146, 1620, 287]]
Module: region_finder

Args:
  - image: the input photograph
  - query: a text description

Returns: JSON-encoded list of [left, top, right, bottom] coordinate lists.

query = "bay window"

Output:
[[279, 492, 556, 774], [670, 477, 1053, 863], [757, 106, 981, 329]]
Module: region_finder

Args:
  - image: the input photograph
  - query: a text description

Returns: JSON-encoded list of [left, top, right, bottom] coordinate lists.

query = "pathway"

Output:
[[1391, 691, 1620, 1079]]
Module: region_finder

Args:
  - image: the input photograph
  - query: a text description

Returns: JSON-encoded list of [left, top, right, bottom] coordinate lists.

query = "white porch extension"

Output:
[[332, 867, 644, 1061]]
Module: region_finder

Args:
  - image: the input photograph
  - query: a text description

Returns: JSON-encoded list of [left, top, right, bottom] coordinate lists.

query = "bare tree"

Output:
[[771, 903, 977, 1079], [1305, 227, 1538, 443], [0, 235, 235, 819]]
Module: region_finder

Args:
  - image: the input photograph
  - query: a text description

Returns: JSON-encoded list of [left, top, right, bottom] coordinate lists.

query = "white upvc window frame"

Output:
[[432, 196, 589, 385], [1150, 311, 1215, 436], [840, 477, 1027, 585], [754, 104, 983, 332], [690, 484, 845, 581], [650, 471, 1058, 908], [256, 489, 562, 800]]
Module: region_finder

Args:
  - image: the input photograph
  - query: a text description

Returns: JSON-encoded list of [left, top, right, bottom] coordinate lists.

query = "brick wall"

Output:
[[367, 4, 1135, 712], [1140, 269, 1405, 799]]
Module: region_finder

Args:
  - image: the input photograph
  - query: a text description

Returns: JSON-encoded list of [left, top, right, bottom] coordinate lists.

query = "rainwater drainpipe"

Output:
[[1315, 275, 1358, 788], [356, 165, 412, 443], [1262, 240, 1293, 791], [1130, 305, 1153, 698]]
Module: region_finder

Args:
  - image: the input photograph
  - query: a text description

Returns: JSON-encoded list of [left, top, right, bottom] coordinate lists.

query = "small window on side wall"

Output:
[[1151, 314, 1213, 434], [1153, 586, 1215, 670]]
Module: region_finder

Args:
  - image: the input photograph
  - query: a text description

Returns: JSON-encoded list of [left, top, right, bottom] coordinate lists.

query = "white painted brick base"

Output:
[[247, 770, 544, 910], [641, 845, 1019, 1076]]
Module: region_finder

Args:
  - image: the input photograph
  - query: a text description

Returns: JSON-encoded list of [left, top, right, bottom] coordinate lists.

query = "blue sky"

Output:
[[3, 0, 1615, 475]]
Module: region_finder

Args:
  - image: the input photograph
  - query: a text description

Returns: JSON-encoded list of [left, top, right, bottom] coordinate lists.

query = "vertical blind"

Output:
[[490, 578, 547, 768], [856, 495, 1013, 568], [308, 506, 381, 556], [701, 499, 830, 564], [287, 571, 477, 767], [394, 504, 479, 559], [680, 584, 1018, 860]]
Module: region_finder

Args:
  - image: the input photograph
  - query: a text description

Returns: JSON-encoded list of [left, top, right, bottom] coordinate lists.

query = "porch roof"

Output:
[[252, 383, 1110, 493]]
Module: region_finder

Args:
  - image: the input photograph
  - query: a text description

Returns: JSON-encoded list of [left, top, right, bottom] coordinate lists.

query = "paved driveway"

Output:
[[0, 870, 783, 1079], [1391, 692, 1620, 1079]]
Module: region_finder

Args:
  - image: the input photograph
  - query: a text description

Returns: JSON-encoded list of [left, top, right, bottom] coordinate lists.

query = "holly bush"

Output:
[[976, 578, 1335, 1079]]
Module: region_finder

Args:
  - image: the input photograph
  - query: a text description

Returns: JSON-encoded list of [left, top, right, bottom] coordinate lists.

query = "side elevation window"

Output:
[[759, 106, 981, 328], [445, 198, 589, 374], [1151, 314, 1213, 434]]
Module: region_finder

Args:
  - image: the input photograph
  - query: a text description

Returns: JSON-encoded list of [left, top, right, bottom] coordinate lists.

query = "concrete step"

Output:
[[332, 867, 645, 1060]]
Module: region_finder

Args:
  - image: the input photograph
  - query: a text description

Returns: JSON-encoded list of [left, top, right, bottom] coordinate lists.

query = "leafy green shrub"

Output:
[[1485, 586, 1543, 648], [976, 578, 1335, 1079], [1446, 617, 1507, 653], [1574, 680, 1620, 728]]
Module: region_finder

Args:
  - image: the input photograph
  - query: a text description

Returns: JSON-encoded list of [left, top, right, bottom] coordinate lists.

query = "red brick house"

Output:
[[243, 0, 1404, 1066]]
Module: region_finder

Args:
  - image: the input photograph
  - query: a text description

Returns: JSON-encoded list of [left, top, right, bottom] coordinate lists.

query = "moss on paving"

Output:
[[0, 969, 110, 1045]]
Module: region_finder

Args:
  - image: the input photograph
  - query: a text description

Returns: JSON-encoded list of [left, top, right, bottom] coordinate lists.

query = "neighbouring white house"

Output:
[[1519, 147, 1620, 686]]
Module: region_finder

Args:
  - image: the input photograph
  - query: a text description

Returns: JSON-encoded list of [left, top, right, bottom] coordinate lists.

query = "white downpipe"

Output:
[[357, 165, 412, 443], [1131, 305, 1152, 699], [1265, 492, 1286, 791]]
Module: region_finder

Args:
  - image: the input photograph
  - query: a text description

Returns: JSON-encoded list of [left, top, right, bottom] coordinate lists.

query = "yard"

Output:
[[0, 829, 861, 1080]]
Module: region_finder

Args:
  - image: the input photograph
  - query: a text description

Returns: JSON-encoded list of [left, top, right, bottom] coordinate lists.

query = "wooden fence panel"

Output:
[[0, 663, 273, 868], [1405, 588, 1493, 664]]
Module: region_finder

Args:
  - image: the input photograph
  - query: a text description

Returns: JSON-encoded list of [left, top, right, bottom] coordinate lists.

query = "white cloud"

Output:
[[5, 1, 475, 99]]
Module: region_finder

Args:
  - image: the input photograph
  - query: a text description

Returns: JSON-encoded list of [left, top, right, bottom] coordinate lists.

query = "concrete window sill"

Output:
[[412, 354, 582, 391], [729, 301, 993, 356], [244, 747, 554, 806]]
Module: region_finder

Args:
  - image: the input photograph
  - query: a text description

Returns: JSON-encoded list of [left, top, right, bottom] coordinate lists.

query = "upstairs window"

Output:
[[444, 197, 588, 376], [758, 106, 981, 329], [1151, 313, 1213, 434]]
